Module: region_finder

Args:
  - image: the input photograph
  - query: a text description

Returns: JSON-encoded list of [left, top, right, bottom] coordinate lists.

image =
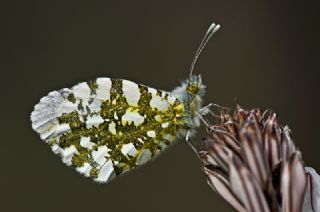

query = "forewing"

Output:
[[31, 78, 185, 183]]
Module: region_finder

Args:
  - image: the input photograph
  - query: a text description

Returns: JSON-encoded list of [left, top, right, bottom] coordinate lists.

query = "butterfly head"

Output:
[[186, 74, 205, 98], [171, 74, 205, 130], [185, 74, 205, 122], [180, 22, 219, 128]]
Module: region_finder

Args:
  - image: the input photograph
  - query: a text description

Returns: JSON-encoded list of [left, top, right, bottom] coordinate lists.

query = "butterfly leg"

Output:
[[196, 103, 232, 131], [186, 130, 198, 154], [199, 103, 231, 115], [196, 111, 211, 128], [196, 103, 219, 128]]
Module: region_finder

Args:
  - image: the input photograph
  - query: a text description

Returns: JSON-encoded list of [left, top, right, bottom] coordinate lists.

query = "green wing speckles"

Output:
[[31, 77, 186, 183]]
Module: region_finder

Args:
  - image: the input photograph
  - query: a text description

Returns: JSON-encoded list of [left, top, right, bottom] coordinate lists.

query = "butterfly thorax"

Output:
[[171, 74, 205, 133]]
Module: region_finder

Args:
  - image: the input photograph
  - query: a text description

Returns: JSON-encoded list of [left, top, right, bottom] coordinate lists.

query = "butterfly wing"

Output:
[[31, 78, 186, 183]]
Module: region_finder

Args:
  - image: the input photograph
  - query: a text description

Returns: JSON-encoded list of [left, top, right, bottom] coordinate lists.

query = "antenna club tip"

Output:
[[208, 22, 221, 32]]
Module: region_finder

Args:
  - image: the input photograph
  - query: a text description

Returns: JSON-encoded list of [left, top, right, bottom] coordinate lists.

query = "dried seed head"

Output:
[[198, 105, 318, 212]]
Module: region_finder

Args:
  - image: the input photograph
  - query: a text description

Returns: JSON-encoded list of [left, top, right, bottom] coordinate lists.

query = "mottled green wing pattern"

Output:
[[31, 77, 186, 183]]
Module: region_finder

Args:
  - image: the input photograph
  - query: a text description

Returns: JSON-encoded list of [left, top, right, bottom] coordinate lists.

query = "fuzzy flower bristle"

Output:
[[199, 105, 319, 212]]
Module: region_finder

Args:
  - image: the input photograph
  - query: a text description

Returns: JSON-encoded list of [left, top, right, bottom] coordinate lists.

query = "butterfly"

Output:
[[30, 23, 220, 183]]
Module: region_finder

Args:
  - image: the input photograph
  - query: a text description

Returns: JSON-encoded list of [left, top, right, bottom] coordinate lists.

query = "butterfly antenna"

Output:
[[189, 23, 221, 79]]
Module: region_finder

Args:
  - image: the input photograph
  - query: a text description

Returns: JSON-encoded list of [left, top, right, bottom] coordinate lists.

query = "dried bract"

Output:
[[199, 106, 319, 212]]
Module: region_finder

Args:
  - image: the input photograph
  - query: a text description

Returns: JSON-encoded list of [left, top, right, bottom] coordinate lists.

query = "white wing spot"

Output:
[[57, 102, 78, 116], [147, 130, 156, 138], [88, 99, 101, 113], [72, 82, 91, 99], [108, 122, 117, 135], [168, 96, 176, 104], [121, 143, 137, 156], [150, 95, 169, 111], [55, 124, 71, 134], [61, 145, 78, 166], [95, 160, 115, 183], [161, 122, 169, 128], [147, 87, 157, 95], [122, 109, 144, 126], [122, 80, 140, 106], [96, 78, 111, 100], [92, 146, 110, 166], [41, 123, 71, 140], [80, 137, 95, 149], [76, 162, 92, 177], [51, 144, 60, 154], [154, 115, 162, 122], [86, 114, 104, 128]]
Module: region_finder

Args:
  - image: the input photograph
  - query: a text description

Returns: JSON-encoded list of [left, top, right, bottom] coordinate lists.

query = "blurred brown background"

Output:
[[2, 0, 320, 211]]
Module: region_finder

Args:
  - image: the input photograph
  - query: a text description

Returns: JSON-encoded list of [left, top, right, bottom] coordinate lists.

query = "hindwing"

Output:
[[31, 78, 185, 183]]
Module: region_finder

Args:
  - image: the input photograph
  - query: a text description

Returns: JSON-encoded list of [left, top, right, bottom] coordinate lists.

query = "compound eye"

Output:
[[187, 83, 199, 95]]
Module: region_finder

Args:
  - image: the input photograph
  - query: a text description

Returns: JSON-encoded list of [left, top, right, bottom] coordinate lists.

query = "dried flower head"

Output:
[[198, 105, 319, 212]]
